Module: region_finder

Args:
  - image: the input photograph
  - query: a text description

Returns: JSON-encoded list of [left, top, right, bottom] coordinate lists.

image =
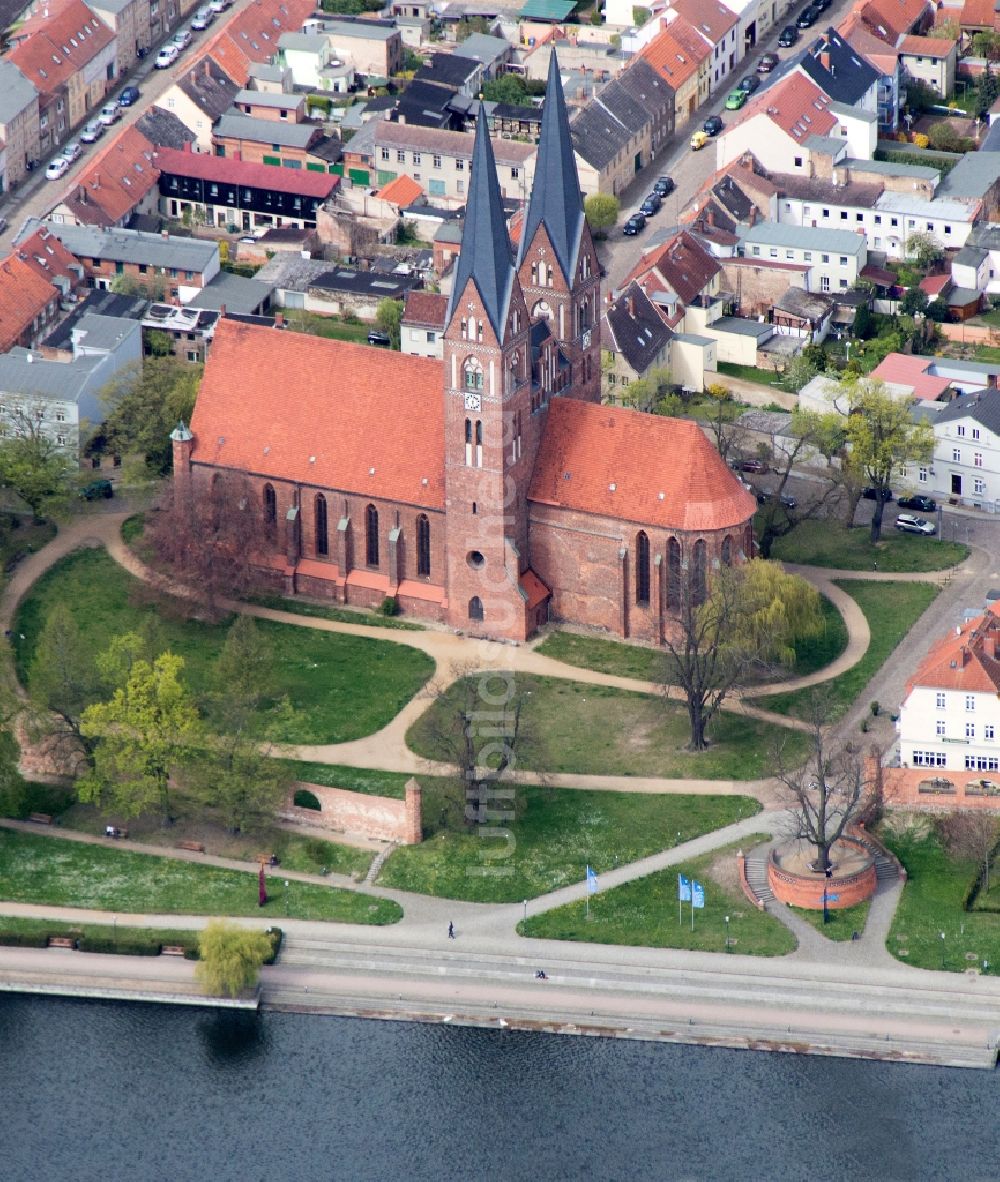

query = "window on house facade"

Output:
[[468, 595, 484, 621], [315, 493, 328, 556], [967, 695, 976, 711], [432, 154, 442, 168], [973, 428, 980, 440], [987, 725, 996, 741], [967, 754, 1000, 770], [967, 722, 977, 739], [958, 425, 966, 436], [936, 720, 945, 736], [918, 466, 928, 483], [913, 751, 947, 767], [975, 478, 986, 495], [953, 448, 961, 462], [417, 513, 431, 576], [936, 690, 946, 708], [365, 503, 379, 567], [975, 453, 983, 467]]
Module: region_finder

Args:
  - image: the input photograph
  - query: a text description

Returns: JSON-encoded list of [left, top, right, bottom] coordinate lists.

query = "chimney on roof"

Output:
[[218, 303, 226, 318], [161, 228, 169, 238], [706, 207, 715, 227], [274, 312, 285, 328], [627, 291, 635, 318], [748, 207, 757, 226], [204, 58, 212, 78], [820, 51, 831, 70]]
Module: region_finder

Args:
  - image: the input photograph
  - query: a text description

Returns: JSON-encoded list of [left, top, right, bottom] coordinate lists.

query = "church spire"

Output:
[[447, 108, 514, 340], [517, 50, 584, 281]]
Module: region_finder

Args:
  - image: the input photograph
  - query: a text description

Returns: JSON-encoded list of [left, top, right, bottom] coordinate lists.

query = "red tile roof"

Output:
[[625, 229, 720, 309], [8, 0, 115, 97], [153, 146, 339, 197], [668, 0, 739, 45], [402, 290, 448, 329], [0, 255, 58, 353], [898, 33, 957, 54], [869, 352, 950, 400], [58, 125, 160, 226], [14, 226, 80, 287], [519, 569, 549, 609], [960, 0, 996, 28], [738, 72, 837, 141], [529, 399, 755, 532], [378, 174, 424, 207], [908, 608, 1000, 695], [640, 25, 706, 89], [190, 319, 445, 508], [201, 0, 316, 86]]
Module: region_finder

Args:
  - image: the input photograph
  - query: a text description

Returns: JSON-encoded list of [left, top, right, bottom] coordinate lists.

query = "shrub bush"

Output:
[[379, 595, 399, 617], [293, 788, 322, 810], [77, 935, 164, 956], [264, 927, 283, 964], [0, 931, 51, 947]]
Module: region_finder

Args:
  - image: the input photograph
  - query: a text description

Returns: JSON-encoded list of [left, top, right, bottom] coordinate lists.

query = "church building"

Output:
[[172, 55, 755, 644]]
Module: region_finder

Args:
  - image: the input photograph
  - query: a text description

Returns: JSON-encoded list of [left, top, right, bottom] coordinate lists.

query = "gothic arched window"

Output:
[[263, 483, 276, 525], [417, 514, 431, 577], [636, 531, 651, 606], [365, 503, 379, 567], [463, 357, 483, 390], [315, 493, 328, 556], [469, 596, 484, 621]]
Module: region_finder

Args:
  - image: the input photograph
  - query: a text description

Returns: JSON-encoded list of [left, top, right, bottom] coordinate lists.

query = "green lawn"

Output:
[[0, 515, 56, 571], [407, 673, 810, 779], [882, 826, 1000, 973], [247, 592, 424, 631], [278, 760, 448, 800], [282, 310, 373, 344], [535, 592, 847, 685], [752, 580, 938, 721], [768, 519, 968, 572], [0, 828, 400, 923], [378, 788, 759, 902], [790, 899, 871, 942], [14, 548, 434, 743], [519, 837, 797, 955], [716, 362, 787, 388]]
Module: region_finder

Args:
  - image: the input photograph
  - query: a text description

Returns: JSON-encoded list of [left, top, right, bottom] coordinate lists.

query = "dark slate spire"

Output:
[[517, 50, 584, 280], [447, 108, 514, 340]]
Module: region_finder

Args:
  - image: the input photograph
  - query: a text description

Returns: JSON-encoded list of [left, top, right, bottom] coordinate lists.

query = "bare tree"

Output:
[[775, 707, 871, 873], [144, 475, 269, 621], [938, 812, 999, 893]]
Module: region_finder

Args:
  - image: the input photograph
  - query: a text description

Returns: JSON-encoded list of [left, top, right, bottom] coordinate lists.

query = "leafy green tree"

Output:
[[779, 352, 820, 393], [27, 603, 99, 763], [906, 230, 944, 271], [900, 287, 929, 316], [584, 193, 620, 236], [979, 64, 1000, 109], [100, 359, 200, 476], [664, 560, 823, 751], [0, 728, 26, 819], [0, 407, 76, 521], [375, 297, 403, 349], [926, 297, 950, 322], [146, 330, 173, 358], [79, 643, 200, 824], [839, 377, 934, 541], [196, 921, 273, 998], [482, 74, 528, 104], [852, 304, 876, 340], [927, 121, 959, 153]]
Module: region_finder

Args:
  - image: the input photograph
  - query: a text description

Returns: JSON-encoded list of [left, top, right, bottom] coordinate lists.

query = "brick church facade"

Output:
[[173, 55, 755, 644]]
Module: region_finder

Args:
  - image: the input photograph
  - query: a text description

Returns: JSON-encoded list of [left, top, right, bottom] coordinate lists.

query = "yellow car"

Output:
[[690, 130, 708, 151]]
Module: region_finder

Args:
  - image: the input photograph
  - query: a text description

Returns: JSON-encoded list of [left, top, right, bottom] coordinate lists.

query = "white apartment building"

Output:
[[737, 223, 866, 293]]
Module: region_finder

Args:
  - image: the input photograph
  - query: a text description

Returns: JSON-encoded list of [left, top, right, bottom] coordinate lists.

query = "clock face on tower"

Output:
[[464, 392, 482, 411]]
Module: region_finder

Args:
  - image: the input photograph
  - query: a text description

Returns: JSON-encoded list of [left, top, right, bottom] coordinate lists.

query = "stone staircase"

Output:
[[364, 842, 397, 886], [744, 855, 774, 905]]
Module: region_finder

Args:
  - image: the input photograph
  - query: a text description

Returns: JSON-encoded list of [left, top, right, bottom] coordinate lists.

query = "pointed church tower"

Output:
[[442, 111, 535, 641], [517, 51, 602, 403]]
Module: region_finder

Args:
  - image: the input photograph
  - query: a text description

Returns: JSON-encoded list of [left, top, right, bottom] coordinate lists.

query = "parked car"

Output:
[[756, 490, 797, 509], [80, 119, 105, 143], [895, 513, 936, 535], [813, 0, 832, 10], [653, 175, 675, 196], [690, 129, 709, 150], [80, 479, 113, 500], [119, 85, 140, 106], [797, 4, 821, 27], [98, 102, 121, 126], [862, 486, 893, 502], [60, 141, 81, 163], [724, 89, 747, 110], [622, 213, 646, 235], [45, 157, 69, 181], [172, 28, 192, 50], [367, 330, 391, 347], [739, 75, 760, 94], [757, 52, 779, 72], [190, 6, 215, 29], [733, 457, 769, 474], [209, 0, 231, 11], [155, 44, 179, 69], [639, 193, 661, 216], [703, 114, 724, 135], [897, 494, 937, 513], [777, 25, 799, 46]]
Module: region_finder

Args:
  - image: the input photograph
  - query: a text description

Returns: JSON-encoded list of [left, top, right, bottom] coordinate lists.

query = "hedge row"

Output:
[[0, 926, 284, 961]]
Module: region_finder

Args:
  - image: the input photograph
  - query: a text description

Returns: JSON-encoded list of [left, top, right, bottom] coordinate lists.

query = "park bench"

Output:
[[104, 825, 128, 839], [161, 945, 186, 956], [48, 937, 75, 949], [29, 812, 53, 825], [257, 853, 279, 867], [176, 840, 205, 853]]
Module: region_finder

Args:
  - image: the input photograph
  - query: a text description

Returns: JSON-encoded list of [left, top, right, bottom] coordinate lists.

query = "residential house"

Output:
[[771, 287, 834, 341], [187, 270, 273, 316], [7, 0, 116, 155], [27, 219, 221, 303], [0, 313, 142, 461], [452, 32, 513, 79], [158, 58, 240, 154], [601, 282, 673, 405], [640, 22, 710, 126], [201, 0, 316, 88], [14, 225, 86, 301], [905, 387, 1000, 509], [400, 289, 447, 358], [737, 222, 868, 292], [935, 153, 1000, 224], [298, 16, 402, 80], [898, 34, 958, 96], [839, 18, 903, 133], [897, 607, 1000, 775], [156, 144, 340, 231], [211, 114, 342, 172], [394, 78, 461, 130], [300, 266, 420, 320], [569, 59, 675, 196], [228, 89, 307, 123], [277, 33, 341, 91], [0, 255, 67, 353], [412, 52, 487, 100], [665, 0, 741, 94], [85, 0, 153, 78], [141, 301, 220, 364], [0, 60, 41, 191], [796, 28, 880, 118], [49, 125, 160, 227]]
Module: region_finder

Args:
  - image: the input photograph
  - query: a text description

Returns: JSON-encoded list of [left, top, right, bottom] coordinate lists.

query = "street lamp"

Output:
[[823, 866, 833, 925], [725, 914, 731, 952], [284, 879, 290, 917], [940, 930, 946, 970], [523, 899, 528, 923]]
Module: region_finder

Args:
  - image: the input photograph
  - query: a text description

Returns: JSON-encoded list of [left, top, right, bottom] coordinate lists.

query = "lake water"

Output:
[[1, 995, 997, 1181]]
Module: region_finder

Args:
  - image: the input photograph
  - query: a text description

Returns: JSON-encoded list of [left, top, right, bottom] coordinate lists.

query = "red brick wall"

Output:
[[278, 779, 423, 844], [882, 765, 1000, 811], [768, 841, 878, 909]]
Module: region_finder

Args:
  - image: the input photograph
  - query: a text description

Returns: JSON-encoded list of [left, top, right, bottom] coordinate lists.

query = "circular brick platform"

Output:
[[768, 838, 877, 910]]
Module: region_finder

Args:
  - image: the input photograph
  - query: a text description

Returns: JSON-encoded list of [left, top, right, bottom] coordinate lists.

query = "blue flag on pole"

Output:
[[586, 865, 599, 895], [678, 874, 691, 902], [692, 880, 706, 909]]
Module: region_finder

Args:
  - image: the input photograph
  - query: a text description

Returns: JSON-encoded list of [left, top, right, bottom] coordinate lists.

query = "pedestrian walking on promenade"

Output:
[[448, 922, 455, 939]]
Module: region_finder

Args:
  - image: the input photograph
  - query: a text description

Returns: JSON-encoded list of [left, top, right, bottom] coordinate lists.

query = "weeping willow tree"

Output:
[[664, 559, 823, 750]]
